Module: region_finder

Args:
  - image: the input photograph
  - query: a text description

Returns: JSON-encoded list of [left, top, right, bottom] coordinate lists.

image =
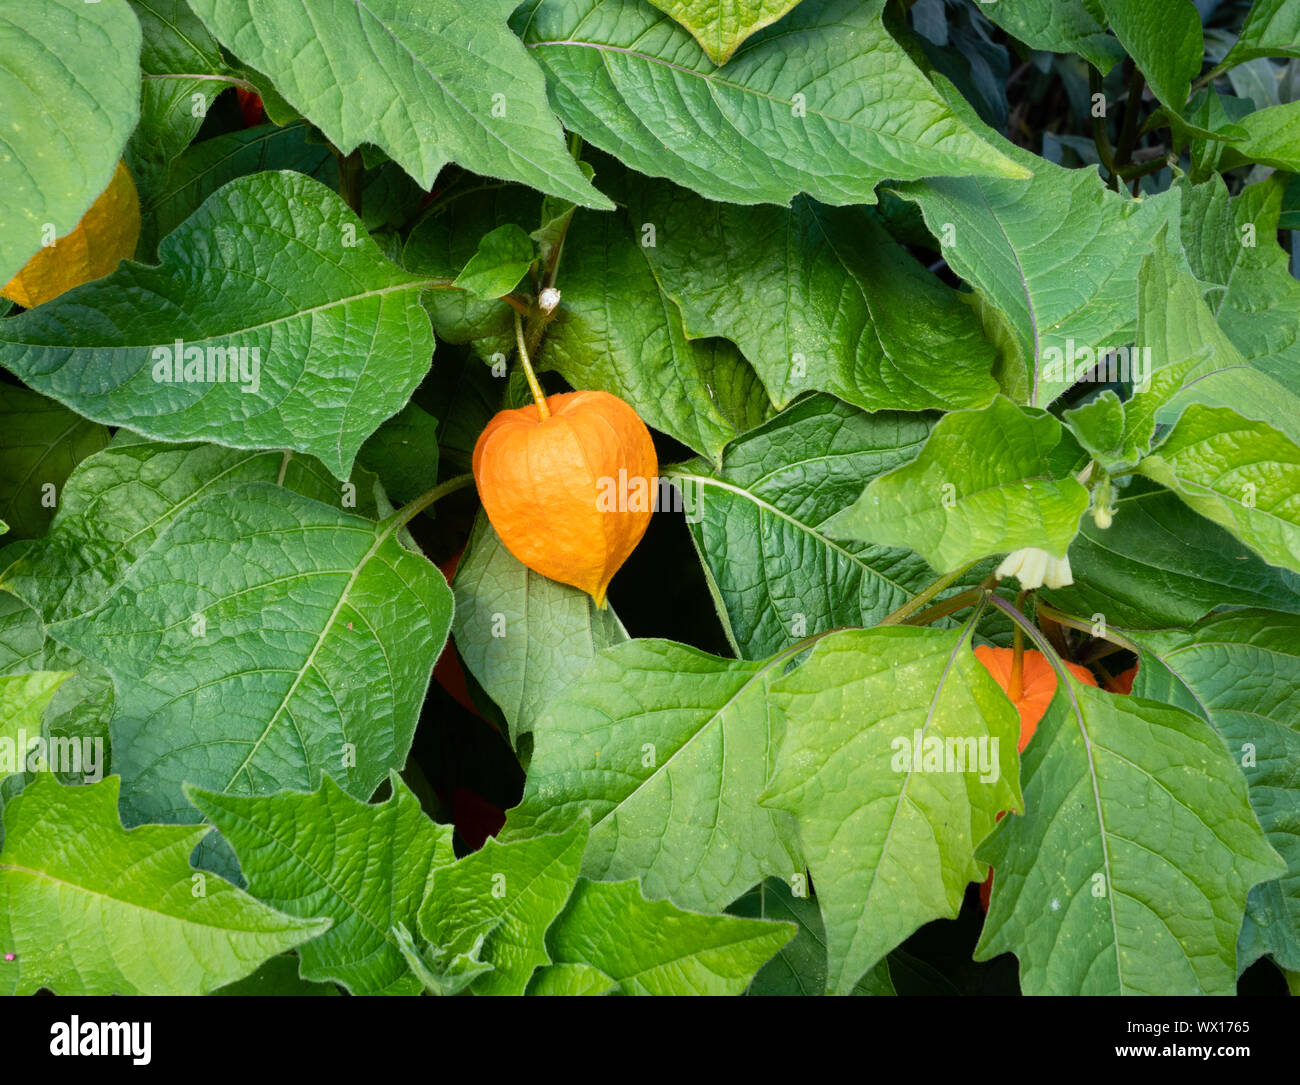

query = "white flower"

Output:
[[538, 287, 562, 313], [995, 547, 1073, 590]]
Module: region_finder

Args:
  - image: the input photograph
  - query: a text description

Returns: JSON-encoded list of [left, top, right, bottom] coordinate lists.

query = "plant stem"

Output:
[[878, 562, 979, 626], [515, 310, 551, 419], [1009, 590, 1029, 701], [1033, 601, 1139, 652], [984, 594, 1084, 716], [337, 148, 364, 217], [1114, 63, 1146, 171], [395, 472, 475, 527], [900, 587, 984, 627], [1089, 68, 1120, 184]]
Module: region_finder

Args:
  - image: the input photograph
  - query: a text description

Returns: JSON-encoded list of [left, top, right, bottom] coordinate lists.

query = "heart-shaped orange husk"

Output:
[[973, 645, 1097, 752], [472, 390, 658, 607]]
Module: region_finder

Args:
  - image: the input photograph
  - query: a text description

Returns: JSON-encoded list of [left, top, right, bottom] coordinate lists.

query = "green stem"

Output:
[[515, 310, 551, 419], [395, 472, 475, 527], [1114, 63, 1146, 171], [900, 587, 985, 628], [1033, 600, 1139, 653], [878, 562, 979, 626], [985, 594, 1084, 715], [1089, 68, 1120, 184]]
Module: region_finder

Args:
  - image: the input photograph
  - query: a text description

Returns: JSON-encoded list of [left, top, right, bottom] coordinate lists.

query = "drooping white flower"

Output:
[[995, 547, 1073, 590]]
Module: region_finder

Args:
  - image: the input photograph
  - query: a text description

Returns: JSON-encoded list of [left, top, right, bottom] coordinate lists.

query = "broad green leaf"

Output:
[[541, 181, 773, 460], [544, 877, 795, 995], [0, 0, 142, 284], [729, 879, 896, 996], [666, 395, 983, 660], [976, 683, 1285, 994], [1223, 0, 1300, 67], [452, 512, 628, 747], [1223, 99, 1300, 171], [978, 0, 1124, 73], [187, 0, 608, 209], [418, 818, 588, 996], [187, 773, 455, 995], [514, 0, 1028, 208], [0, 172, 436, 480], [1096, 0, 1202, 109], [0, 594, 45, 674], [0, 774, 328, 995], [125, 0, 235, 201], [633, 179, 998, 414], [504, 639, 802, 912], [893, 80, 1179, 406], [211, 953, 340, 995], [526, 961, 617, 996], [1044, 480, 1300, 629], [826, 396, 1091, 572], [762, 626, 1021, 994], [646, 0, 805, 65], [139, 120, 336, 259], [50, 481, 453, 827], [1128, 228, 1300, 450], [454, 224, 536, 300], [1179, 175, 1300, 390], [0, 439, 381, 628], [0, 384, 109, 539], [1138, 404, 1300, 574], [0, 671, 72, 784], [1128, 611, 1300, 972]]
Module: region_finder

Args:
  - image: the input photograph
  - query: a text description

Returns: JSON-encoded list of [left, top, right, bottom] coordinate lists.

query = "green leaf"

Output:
[[978, 0, 1124, 73], [1096, 0, 1202, 109], [1223, 0, 1300, 67], [0, 774, 328, 995], [453, 224, 536, 300], [0, 671, 72, 784], [356, 402, 440, 506], [667, 395, 986, 660], [729, 878, 896, 996], [540, 181, 773, 461], [393, 919, 495, 995], [1179, 175, 1300, 389], [452, 511, 628, 747], [1062, 391, 1144, 473], [544, 877, 795, 995], [186, 773, 455, 995], [504, 639, 802, 912], [0, 172, 437, 480], [514, 0, 1028, 208], [1138, 404, 1300, 574], [186, 0, 608, 209], [0, 385, 109, 540], [1223, 99, 1300, 171], [1128, 611, 1300, 972], [403, 181, 544, 361], [0, 594, 45, 675], [125, 0, 236, 201], [826, 396, 1091, 572], [633, 179, 998, 414], [893, 80, 1179, 406], [1044, 479, 1300, 629], [645, 0, 805, 65], [139, 120, 336, 259], [761, 626, 1021, 994], [526, 961, 617, 996], [1, 438, 382, 628], [50, 481, 453, 827], [0, 0, 142, 285], [976, 682, 1285, 994], [1128, 227, 1300, 450], [418, 818, 588, 996]]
